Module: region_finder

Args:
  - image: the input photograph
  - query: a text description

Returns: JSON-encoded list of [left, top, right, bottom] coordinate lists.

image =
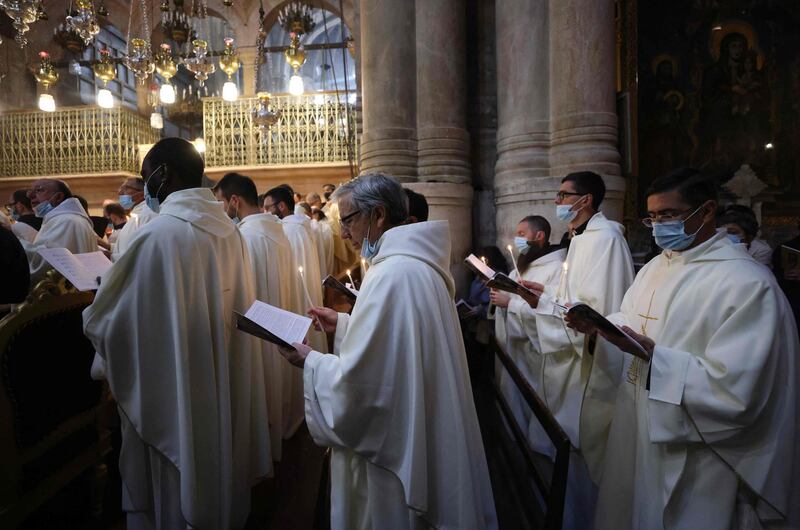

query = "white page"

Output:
[[465, 253, 496, 278], [244, 300, 312, 346], [37, 248, 110, 291], [345, 283, 360, 295], [75, 251, 113, 278]]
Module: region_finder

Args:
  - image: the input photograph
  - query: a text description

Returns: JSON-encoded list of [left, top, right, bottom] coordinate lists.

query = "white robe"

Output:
[[494, 248, 567, 453], [21, 197, 97, 283], [11, 219, 38, 243], [594, 233, 800, 530], [313, 218, 335, 276], [111, 200, 158, 261], [238, 212, 301, 458], [83, 188, 271, 530], [303, 221, 498, 530]]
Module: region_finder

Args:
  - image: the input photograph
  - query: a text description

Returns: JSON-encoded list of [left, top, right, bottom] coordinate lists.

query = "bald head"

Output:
[[141, 137, 204, 203], [28, 178, 72, 210]]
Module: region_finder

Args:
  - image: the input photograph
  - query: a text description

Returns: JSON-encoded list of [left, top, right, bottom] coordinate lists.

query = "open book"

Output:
[[322, 275, 358, 302], [556, 302, 649, 358], [456, 299, 477, 319], [37, 248, 113, 291], [464, 254, 540, 299], [234, 300, 312, 351]]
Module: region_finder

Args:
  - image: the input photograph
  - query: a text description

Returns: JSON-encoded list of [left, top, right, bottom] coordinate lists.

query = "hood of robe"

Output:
[[372, 220, 455, 297], [159, 188, 235, 238], [238, 213, 287, 244], [282, 213, 313, 229], [45, 197, 92, 225], [585, 211, 625, 236], [661, 231, 754, 264]]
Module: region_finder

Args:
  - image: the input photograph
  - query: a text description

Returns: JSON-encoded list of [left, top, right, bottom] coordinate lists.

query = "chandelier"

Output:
[[251, 92, 280, 136], [66, 0, 100, 46], [218, 37, 240, 101], [125, 0, 154, 84], [155, 43, 178, 103], [183, 38, 215, 86], [160, 0, 193, 48], [168, 84, 205, 128], [93, 47, 116, 108], [0, 0, 44, 48], [54, 13, 88, 54], [34, 51, 58, 112], [277, 2, 315, 35]]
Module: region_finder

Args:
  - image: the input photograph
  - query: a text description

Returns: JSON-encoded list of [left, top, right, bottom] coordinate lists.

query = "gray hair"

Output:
[[332, 173, 409, 224]]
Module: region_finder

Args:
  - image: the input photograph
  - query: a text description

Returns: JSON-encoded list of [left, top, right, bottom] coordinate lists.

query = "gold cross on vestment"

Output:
[[637, 290, 659, 335]]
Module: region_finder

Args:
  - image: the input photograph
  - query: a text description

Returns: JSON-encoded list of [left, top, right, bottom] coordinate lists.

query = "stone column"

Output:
[[493, 0, 552, 245], [239, 46, 259, 97], [358, 0, 417, 182], [549, 0, 623, 221], [415, 0, 470, 185]]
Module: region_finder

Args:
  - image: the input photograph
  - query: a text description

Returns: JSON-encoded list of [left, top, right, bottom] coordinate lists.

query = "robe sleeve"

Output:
[[333, 312, 350, 355], [647, 279, 784, 444]]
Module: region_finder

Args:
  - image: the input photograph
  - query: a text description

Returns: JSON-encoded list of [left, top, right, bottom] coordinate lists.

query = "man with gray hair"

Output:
[[111, 176, 157, 260], [278, 173, 497, 529]]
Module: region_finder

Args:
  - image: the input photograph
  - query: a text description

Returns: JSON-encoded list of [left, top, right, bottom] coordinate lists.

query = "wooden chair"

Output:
[[0, 271, 113, 528]]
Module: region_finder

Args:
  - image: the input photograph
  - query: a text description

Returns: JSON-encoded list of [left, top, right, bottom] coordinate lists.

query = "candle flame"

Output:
[[563, 262, 569, 271], [480, 256, 487, 264], [298, 266, 304, 274], [506, 244, 513, 252], [346, 269, 351, 275]]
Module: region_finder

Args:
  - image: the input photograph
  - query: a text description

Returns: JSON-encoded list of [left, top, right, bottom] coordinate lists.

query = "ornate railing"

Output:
[[0, 107, 160, 177], [202, 92, 358, 167]]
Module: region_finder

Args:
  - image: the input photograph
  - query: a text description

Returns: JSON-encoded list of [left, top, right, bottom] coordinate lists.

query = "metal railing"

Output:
[[202, 92, 358, 168], [490, 335, 571, 530], [0, 106, 160, 177]]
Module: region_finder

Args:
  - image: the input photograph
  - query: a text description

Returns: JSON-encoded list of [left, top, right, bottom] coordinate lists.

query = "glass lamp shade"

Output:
[[222, 81, 238, 102], [193, 137, 206, 153], [97, 88, 114, 108], [159, 83, 176, 104], [38, 93, 56, 112], [288, 74, 304, 96], [150, 112, 164, 129]]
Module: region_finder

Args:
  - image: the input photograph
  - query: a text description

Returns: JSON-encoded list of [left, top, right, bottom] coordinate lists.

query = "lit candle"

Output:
[[556, 261, 569, 303], [297, 266, 315, 309], [506, 244, 521, 278], [480, 256, 487, 265], [361, 258, 368, 273], [346, 268, 355, 288]]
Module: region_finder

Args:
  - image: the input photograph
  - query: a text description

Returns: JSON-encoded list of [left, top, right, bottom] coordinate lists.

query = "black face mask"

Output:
[[323, 192, 332, 201], [517, 241, 549, 271]]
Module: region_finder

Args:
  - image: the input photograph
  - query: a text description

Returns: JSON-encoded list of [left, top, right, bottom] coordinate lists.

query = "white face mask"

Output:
[[360, 214, 379, 261]]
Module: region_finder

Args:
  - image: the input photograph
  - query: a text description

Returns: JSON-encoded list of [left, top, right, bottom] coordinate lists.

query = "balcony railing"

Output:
[[202, 92, 358, 168], [0, 106, 160, 177]]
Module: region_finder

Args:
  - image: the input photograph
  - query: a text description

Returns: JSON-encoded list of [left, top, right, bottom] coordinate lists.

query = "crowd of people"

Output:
[[0, 136, 798, 530]]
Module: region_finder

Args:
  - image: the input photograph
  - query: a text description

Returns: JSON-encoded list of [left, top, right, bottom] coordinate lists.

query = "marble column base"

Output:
[[549, 111, 620, 177], [403, 182, 474, 297], [417, 126, 471, 184], [359, 127, 417, 182]]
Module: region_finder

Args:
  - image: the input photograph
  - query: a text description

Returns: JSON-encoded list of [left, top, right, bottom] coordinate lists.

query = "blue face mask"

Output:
[[652, 205, 706, 251], [34, 200, 54, 218], [556, 204, 579, 222], [10, 210, 20, 221], [118, 194, 135, 210], [514, 236, 532, 254], [360, 215, 379, 261], [144, 165, 165, 214], [726, 233, 742, 245]]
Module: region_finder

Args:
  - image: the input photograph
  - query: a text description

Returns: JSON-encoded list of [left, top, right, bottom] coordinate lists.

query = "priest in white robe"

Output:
[[518, 172, 635, 529], [111, 177, 157, 261], [296, 201, 333, 278], [83, 139, 271, 530], [491, 215, 566, 454], [264, 186, 328, 435], [280, 174, 497, 530], [567, 168, 799, 530], [213, 172, 301, 458], [21, 179, 98, 284]]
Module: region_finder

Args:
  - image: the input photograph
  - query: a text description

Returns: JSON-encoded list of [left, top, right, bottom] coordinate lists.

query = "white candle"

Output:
[[297, 266, 315, 308], [556, 261, 569, 302], [506, 244, 521, 278], [361, 258, 368, 273], [346, 268, 355, 288]]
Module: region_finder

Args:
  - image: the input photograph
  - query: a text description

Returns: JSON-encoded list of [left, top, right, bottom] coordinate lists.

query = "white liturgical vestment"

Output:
[[83, 188, 271, 530], [303, 221, 498, 530], [494, 247, 567, 452], [238, 212, 301, 458], [593, 233, 799, 530], [111, 200, 157, 261], [22, 197, 97, 283]]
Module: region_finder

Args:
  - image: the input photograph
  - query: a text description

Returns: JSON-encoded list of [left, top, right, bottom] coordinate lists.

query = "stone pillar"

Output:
[[415, 0, 470, 185], [549, 0, 623, 221], [358, 0, 417, 182], [493, 0, 552, 245], [239, 46, 259, 97]]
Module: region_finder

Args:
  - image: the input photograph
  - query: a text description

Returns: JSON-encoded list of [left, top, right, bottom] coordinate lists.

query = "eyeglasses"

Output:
[[556, 191, 583, 201], [339, 209, 362, 229], [641, 204, 704, 228]]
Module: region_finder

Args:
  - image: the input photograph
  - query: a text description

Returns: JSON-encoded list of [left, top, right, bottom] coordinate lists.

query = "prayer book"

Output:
[[235, 300, 312, 351], [322, 275, 358, 302], [781, 245, 800, 272], [37, 248, 113, 291], [557, 302, 649, 358], [464, 253, 540, 299], [456, 299, 477, 319]]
